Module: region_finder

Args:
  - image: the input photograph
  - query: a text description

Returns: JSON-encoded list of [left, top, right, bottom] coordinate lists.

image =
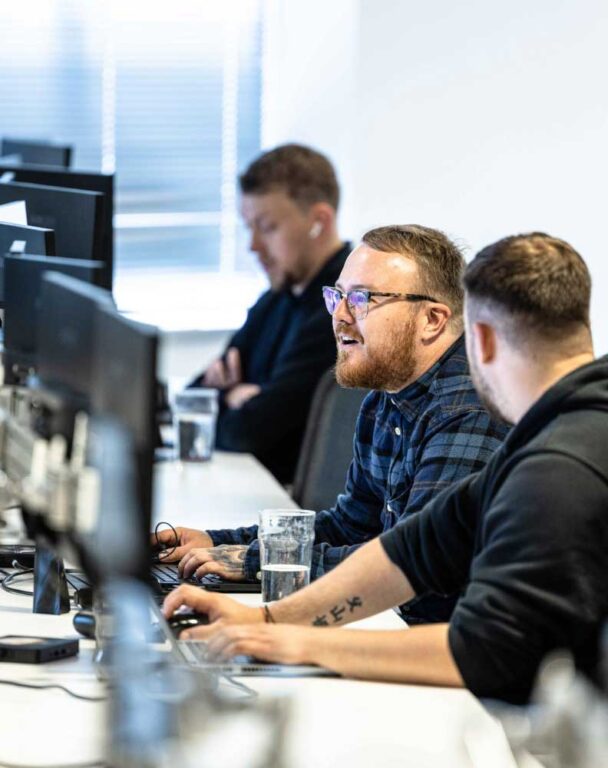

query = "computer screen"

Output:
[[35, 272, 115, 401], [0, 222, 56, 306], [90, 306, 159, 546], [1, 138, 72, 168], [0, 164, 114, 289], [2, 258, 108, 388], [0, 180, 105, 274]]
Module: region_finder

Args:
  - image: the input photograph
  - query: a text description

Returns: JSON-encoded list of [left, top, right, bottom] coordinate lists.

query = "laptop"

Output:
[[151, 602, 339, 678]]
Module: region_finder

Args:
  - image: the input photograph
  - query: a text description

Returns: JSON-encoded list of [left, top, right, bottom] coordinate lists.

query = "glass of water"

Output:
[[173, 388, 219, 462], [258, 509, 315, 603]]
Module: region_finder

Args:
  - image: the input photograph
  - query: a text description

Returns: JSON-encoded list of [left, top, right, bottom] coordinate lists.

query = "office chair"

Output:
[[292, 369, 368, 511]]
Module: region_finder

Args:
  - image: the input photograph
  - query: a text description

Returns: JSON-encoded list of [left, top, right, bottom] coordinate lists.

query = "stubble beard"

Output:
[[468, 355, 511, 425]]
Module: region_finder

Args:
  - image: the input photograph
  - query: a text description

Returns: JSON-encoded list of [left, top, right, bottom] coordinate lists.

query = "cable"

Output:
[[0, 678, 106, 702], [0, 568, 34, 597], [154, 521, 178, 559], [220, 674, 259, 699]]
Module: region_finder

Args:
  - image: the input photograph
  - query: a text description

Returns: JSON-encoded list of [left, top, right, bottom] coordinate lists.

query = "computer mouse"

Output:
[[73, 610, 96, 639], [167, 610, 210, 638]]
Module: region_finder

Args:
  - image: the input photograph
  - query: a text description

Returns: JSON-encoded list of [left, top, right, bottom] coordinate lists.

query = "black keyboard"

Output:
[[149, 562, 221, 588], [149, 563, 261, 593]]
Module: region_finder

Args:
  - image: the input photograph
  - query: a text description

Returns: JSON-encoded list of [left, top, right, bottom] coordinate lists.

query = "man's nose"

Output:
[[333, 295, 355, 324], [249, 229, 262, 253]]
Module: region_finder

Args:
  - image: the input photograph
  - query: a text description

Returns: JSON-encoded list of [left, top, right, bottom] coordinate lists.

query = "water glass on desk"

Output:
[[259, 509, 315, 602], [173, 388, 218, 462]]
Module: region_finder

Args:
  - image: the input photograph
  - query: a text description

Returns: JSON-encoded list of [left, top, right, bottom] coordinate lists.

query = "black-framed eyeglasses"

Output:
[[322, 285, 439, 319]]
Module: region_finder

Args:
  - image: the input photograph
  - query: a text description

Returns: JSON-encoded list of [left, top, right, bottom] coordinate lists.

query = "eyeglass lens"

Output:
[[323, 287, 368, 317]]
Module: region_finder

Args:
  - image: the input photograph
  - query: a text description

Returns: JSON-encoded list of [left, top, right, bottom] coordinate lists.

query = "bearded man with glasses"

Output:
[[158, 225, 509, 624]]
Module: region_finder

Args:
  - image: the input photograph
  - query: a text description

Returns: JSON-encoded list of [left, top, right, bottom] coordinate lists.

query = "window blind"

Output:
[[0, 0, 263, 278]]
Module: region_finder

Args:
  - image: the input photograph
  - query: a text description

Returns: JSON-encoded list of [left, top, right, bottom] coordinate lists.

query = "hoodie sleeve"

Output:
[[448, 452, 608, 703]]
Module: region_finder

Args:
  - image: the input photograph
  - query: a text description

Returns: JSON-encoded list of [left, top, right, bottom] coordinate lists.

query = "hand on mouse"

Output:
[[151, 527, 213, 562], [162, 585, 262, 639], [178, 544, 249, 581]]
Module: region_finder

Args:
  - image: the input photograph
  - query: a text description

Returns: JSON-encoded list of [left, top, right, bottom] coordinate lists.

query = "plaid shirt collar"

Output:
[[388, 335, 466, 423]]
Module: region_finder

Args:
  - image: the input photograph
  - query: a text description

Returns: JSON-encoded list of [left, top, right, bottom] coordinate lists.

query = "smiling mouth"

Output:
[[337, 333, 362, 347]]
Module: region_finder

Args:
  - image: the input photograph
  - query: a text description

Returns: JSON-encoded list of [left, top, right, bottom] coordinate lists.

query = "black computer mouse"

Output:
[[167, 610, 210, 638], [73, 610, 96, 639]]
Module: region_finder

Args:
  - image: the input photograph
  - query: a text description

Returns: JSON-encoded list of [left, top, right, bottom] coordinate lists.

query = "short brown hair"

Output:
[[463, 232, 591, 340], [361, 225, 465, 319], [239, 144, 340, 210]]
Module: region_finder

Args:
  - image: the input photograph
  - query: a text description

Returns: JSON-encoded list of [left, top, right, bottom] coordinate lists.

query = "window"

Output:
[[0, 0, 266, 329]]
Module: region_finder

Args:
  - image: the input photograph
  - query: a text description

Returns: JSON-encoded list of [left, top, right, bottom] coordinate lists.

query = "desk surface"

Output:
[[0, 452, 524, 768], [153, 451, 297, 531]]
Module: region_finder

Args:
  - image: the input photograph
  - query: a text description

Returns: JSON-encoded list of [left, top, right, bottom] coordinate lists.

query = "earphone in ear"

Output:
[[308, 221, 323, 239]]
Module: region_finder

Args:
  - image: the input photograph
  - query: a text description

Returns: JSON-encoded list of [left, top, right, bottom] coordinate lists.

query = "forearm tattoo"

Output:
[[312, 596, 363, 627], [208, 545, 247, 576]]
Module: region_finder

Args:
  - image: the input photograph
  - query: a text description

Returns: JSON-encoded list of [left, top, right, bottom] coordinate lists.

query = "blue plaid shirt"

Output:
[[207, 336, 509, 621]]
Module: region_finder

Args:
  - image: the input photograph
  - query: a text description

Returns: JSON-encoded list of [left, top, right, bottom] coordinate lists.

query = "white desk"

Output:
[[153, 450, 297, 531], [0, 453, 524, 768]]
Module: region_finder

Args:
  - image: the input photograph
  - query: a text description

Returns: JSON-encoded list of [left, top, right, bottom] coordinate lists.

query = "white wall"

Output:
[[264, 0, 608, 353]]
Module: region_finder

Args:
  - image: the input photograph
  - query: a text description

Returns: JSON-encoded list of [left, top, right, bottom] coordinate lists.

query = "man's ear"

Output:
[[420, 302, 452, 342], [472, 321, 497, 364], [309, 202, 334, 235]]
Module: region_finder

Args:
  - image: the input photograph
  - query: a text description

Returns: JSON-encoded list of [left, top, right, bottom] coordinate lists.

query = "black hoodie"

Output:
[[381, 355, 608, 703]]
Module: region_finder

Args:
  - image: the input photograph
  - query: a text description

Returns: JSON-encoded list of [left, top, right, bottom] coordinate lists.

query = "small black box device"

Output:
[[0, 636, 79, 663]]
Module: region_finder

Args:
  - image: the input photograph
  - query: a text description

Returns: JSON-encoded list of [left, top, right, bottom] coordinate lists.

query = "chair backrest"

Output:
[[292, 369, 369, 511]]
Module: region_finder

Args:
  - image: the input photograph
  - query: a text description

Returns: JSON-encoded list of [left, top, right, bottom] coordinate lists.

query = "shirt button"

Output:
[[394, 426, 401, 436]]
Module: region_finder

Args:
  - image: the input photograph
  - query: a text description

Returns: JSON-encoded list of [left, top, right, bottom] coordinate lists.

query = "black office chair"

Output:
[[292, 369, 369, 511]]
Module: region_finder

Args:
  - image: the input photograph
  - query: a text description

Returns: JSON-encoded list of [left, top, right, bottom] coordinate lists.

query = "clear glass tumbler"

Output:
[[258, 509, 315, 602]]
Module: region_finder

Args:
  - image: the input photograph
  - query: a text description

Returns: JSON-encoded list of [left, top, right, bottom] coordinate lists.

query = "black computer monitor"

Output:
[[0, 180, 105, 280], [0, 164, 114, 288], [0, 223, 56, 306], [35, 272, 115, 401], [2, 256, 108, 381], [0, 222, 55, 257], [91, 307, 159, 543], [1, 138, 72, 168]]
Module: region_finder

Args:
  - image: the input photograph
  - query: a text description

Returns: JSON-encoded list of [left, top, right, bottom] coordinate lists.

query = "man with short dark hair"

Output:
[[192, 144, 350, 483], [161, 225, 508, 624], [164, 232, 608, 704]]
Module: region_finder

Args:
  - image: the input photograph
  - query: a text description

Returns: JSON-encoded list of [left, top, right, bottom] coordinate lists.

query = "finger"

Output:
[[205, 629, 270, 661], [180, 550, 214, 578], [159, 544, 192, 563], [193, 558, 229, 579], [226, 348, 241, 386], [195, 561, 246, 582], [204, 360, 226, 389], [205, 626, 243, 658], [180, 620, 224, 642], [154, 528, 179, 546], [162, 584, 211, 617]]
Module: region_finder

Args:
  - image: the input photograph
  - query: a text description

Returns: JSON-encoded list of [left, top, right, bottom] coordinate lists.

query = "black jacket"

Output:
[[194, 244, 350, 482], [381, 355, 608, 703]]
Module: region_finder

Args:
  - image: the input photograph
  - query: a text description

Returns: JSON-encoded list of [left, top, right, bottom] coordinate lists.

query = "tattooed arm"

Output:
[[164, 538, 413, 628], [162, 540, 462, 687]]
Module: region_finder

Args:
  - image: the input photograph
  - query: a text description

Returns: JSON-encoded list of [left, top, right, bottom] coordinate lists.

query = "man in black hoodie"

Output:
[[163, 232, 608, 703]]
